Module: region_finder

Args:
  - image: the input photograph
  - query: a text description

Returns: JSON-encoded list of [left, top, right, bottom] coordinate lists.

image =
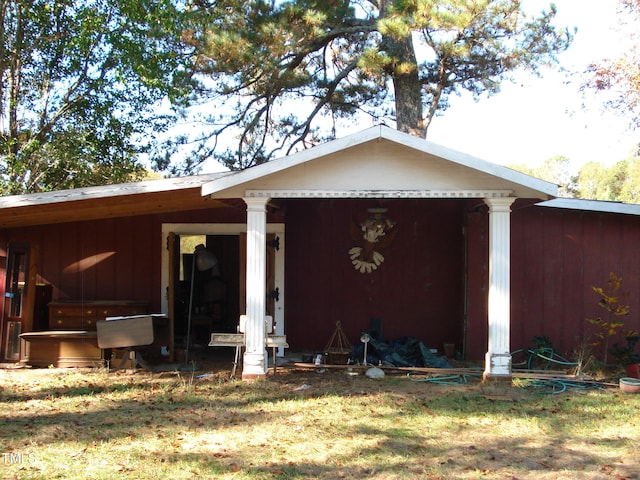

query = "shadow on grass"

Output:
[[1, 367, 638, 479], [133, 423, 639, 479]]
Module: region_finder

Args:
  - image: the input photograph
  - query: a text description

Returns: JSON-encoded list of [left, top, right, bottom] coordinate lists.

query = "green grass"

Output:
[[1, 367, 639, 479]]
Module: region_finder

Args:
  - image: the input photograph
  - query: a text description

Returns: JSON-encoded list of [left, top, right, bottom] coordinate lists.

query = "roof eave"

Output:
[[537, 197, 640, 216], [0, 172, 229, 209]]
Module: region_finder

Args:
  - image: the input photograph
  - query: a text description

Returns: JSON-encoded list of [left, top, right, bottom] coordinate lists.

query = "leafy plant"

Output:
[[587, 272, 630, 366]]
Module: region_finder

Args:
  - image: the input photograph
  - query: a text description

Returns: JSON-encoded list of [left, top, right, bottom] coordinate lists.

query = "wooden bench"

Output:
[[20, 331, 102, 368]]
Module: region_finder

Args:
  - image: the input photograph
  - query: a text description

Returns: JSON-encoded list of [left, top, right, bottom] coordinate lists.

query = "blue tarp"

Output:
[[351, 335, 450, 368]]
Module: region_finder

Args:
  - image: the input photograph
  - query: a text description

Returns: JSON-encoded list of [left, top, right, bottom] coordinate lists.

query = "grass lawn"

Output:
[[1, 361, 639, 479]]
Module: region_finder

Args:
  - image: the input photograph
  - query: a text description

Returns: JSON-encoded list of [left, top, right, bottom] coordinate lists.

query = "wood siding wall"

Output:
[[2, 198, 639, 363], [283, 198, 467, 354], [466, 203, 640, 361], [1, 208, 247, 313]]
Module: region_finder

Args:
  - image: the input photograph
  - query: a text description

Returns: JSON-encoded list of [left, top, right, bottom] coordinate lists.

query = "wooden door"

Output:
[[265, 234, 278, 320], [1, 243, 31, 361]]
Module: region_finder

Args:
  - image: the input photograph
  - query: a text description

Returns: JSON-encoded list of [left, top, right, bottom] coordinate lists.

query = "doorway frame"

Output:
[[161, 223, 286, 347]]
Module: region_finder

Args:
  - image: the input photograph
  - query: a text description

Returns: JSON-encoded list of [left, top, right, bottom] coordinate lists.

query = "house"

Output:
[[0, 126, 638, 380]]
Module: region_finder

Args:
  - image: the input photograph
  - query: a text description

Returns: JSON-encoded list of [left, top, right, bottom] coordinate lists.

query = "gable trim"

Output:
[[244, 189, 514, 199], [202, 126, 558, 199]]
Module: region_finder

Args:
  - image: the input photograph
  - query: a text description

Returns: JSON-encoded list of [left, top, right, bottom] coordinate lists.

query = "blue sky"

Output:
[[427, 0, 637, 171]]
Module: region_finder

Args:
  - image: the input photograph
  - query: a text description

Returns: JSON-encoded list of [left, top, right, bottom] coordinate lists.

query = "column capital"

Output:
[[243, 196, 270, 211], [484, 197, 516, 212]]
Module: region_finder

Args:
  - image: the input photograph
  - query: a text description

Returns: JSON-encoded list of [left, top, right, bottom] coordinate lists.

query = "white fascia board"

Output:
[[380, 128, 558, 197], [537, 197, 640, 216], [0, 173, 228, 208], [244, 189, 514, 198], [202, 125, 558, 199]]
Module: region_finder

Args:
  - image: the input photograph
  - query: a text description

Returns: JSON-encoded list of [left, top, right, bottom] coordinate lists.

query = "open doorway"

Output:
[[162, 223, 285, 361], [174, 235, 240, 348]]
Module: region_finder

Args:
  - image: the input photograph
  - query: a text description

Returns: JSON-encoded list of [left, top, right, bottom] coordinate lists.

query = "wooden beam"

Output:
[[0, 191, 234, 229]]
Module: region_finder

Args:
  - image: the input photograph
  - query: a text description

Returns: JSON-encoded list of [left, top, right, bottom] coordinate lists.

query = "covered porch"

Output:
[[202, 126, 556, 380]]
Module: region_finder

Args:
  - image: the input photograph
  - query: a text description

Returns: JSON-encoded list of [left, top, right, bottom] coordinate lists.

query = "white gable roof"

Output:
[[202, 126, 558, 200]]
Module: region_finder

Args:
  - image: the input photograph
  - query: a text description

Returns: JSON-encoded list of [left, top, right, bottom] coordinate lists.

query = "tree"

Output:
[[574, 155, 640, 203], [619, 156, 640, 203], [508, 155, 577, 197], [575, 161, 612, 201], [584, 0, 640, 131], [171, 0, 572, 171], [0, 0, 193, 194]]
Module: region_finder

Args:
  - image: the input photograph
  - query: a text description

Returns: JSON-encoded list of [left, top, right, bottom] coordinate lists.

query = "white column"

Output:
[[242, 197, 270, 379], [484, 197, 516, 380]]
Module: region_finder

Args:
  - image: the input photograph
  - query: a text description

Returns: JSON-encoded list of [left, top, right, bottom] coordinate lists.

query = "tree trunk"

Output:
[[379, 0, 426, 138]]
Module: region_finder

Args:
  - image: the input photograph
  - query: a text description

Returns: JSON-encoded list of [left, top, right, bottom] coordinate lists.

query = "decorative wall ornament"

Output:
[[348, 207, 397, 273]]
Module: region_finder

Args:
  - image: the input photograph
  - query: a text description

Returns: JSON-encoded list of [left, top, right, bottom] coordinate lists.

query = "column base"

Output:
[[242, 350, 267, 381], [241, 372, 267, 381], [482, 372, 513, 384], [484, 351, 512, 378]]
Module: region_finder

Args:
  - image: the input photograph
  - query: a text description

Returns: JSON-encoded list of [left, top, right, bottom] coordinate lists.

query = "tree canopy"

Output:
[[560, 0, 640, 203], [168, 0, 572, 171], [508, 155, 576, 198], [508, 152, 640, 203], [0, 0, 574, 193], [0, 0, 193, 194], [585, 0, 640, 132], [573, 157, 640, 203]]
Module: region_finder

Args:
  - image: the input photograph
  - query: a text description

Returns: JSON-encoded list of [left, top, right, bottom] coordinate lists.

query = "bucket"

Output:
[[620, 377, 640, 394]]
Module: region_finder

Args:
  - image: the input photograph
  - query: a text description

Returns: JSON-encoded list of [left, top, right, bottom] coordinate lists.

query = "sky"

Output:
[[427, 0, 638, 172]]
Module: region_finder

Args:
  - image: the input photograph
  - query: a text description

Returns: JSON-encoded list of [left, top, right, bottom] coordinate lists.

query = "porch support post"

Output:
[[483, 197, 516, 381], [242, 196, 270, 380]]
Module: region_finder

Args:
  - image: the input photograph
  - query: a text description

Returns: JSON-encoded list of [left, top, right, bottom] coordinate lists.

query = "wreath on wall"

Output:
[[348, 208, 397, 273]]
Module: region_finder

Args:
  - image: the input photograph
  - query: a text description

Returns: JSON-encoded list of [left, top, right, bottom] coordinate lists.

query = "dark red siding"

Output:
[[2, 196, 640, 364], [510, 205, 640, 360], [463, 203, 640, 362], [464, 207, 489, 361], [283, 198, 467, 354], [3, 208, 248, 313]]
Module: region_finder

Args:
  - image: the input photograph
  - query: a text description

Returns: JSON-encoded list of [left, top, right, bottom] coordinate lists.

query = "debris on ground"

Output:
[[351, 335, 450, 368], [365, 367, 385, 379]]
